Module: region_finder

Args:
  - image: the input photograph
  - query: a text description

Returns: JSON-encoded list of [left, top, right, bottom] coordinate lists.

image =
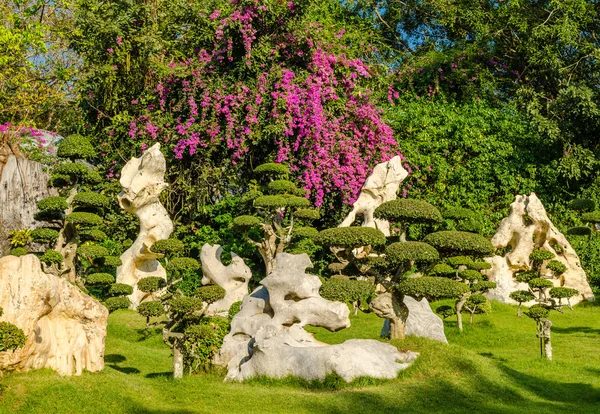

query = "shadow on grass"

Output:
[[136, 327, 163, 341], [146, 371, 173, 379], [552, 326, 600, 335], [479, 352, 509, 363], [105, 354, 141, 375]]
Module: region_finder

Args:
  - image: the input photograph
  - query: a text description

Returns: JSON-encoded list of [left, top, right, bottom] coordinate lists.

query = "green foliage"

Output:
[[515, 270, 538, 283], [57, 135, 96, 160], [137, 301, 164, 319], [459, 270, 483, 282], [568, 199, 595, 212], [546, 260, 567, 275], [104, 297, 130, 312], [66, 212, 103, 226], [137, 277, 166, 293], [319, 279, 376, 306], [52, 162, 102, 184], [254, 163, 289, 176], [430, 263, 455, 277], [374, 199, 443, 224], [435, 305, 456, 319], [228, 301, 243, 320], [8, 228, 31, 247], [509, 290, 536, 304], [267, 180, 297, 194], [232, 215, 262, 230], [40, 249, 63, 266], [240, 189, 263, 204], [109, 283, 134, 297], [30, 228, 59, 244], [315, 227, 386, 248], [385, 242, 439, 265], [294, 209, 321, 221], [150, 239, 185, 256], [103, 256, 122, 267], [9, 247, 28, 257], [182, 320, 229, 373], [0, 321, 27, 352], [443, 207, 478, 220], [567, 226, 592, 236], [528, 278, 554, 289], [77, 244, 109, 260], [79, 229, 108, 242], [195, 285, 226, 305], [397, 277, 470, 300], [525, 304, 550, 321], [423, 231, 494, 257], [166, 257, 200, 274], [37, 196, 68, 214], [167, 296, 204, 315], [72, 192, 109, 209], [529, 250, 555, 264], [253, 195, 310, 209], [549, 287, 579, 299], [470, 261, 492, 271], [86, 273, 115, 285], [581, 211, 600, 223], [471, 280, 497, 292], [292, 226, 319, 239], [445, 256, 474, 267]]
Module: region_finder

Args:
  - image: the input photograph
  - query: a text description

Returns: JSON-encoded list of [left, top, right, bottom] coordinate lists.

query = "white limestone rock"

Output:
[[339, 155, 408, 236], [219, 253, 417, 382], [200, 244, 251, 315], [485, 193, 594, 305], [116, 144, 173, 308], [0, 254, 108, 376]]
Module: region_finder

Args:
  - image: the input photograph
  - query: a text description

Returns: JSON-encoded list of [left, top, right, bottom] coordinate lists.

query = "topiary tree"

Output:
[[442, 207, 484, 234], [232, 162, 318, 276], [509, 290, 536, 317], [319, 277, 377, 315], [374, 199, 443, 241]]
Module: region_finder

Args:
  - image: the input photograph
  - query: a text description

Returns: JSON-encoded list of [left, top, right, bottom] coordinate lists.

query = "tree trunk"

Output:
[[537, 319, 552, 360], [389, 293, 409, 340], [517, 303, 522, 318], [456, 292, 470, 332], [469, 312, 474, 324], [173, 340, 184, 379]]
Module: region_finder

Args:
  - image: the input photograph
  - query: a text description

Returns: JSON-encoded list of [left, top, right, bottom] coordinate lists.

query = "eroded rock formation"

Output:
[[339, 155, 408, 236], [0, 254, 108, 375], [218, 253, 418, 382], [485, 193, 594, 305], [116, 143, 173, 308], [200, 244, 251, 315]]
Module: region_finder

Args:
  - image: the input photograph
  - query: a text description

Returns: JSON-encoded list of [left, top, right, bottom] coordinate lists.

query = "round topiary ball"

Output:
[[253, 194, 310, 209], [9, 247, 28, 257], [445, 256, 474, 267], [31, 228, 60, 244], [57, 134, 96, 160], [528, 278, 554, 289], [232, 215, 262, 230], [79, 229, 108, 242], [195, 285, 226, 304], [471, 280, 497, 292], [137, 276, 166, 293], [72, 192, 110, 209], [435, 305, 456, 319], [509, 290, 535, 303], [529, 250, 555, 263], [459, 269, 483, 281], [567, 226, 592, 236], [469, 261, 492, 271], [109, 283, 134, 296], [37, 196, 68, 214], [66, 212, 103, 227], [137, 301, 164, 319], [293, 208, 321, 221], [267, 179, 297, 194], [292, 226, 319, 239], [546, 260, 567, 274], [166, 257, 200, 274], [385, 241, 439, 266], [77, 244, 109, 260], [397, 276, 470, 300], [102, 256, 122, 267], [168, 296, 204, 314], [423, 231, 494, 257], [374, 199, 443, 223], [525, 304, 550, 320], [150, 238, 185, 255], [40, 249, 64, 266], [253, 163, 289, 176], [314, 227, 387, 248], [105, 297, 130, 312], [86, 273, 115, 285], [567, 198, 595, 212], [430, 263, 455, 277]]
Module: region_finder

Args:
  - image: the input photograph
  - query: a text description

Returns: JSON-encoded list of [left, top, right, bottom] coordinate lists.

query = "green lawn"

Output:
[[1, 300, 599, 414]]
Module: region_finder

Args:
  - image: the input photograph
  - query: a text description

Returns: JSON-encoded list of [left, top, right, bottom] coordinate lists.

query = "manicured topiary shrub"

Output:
[[319, 278, 376, 313], [77, 244, 109, 260], [0, 321, 27, 352], [109, 283, 134, 296], [79, 229, 108, 242], [37, 196, 68, 214], [232, 215, 262, 230], [195, 285, 226, 305], [315, 227, 387, 249], [9, 247, 28, 257], [137, 276, 166, 293], [385, 241, 439, 267], [397, 277, 470, 300], [102, 256, 122, 267], [462, 293, 491, 324], [254, 163, 289, 176], [374, 199, 443, 223], [182, 319, 229, 373], [86, 273, 115, 285], [292, 226, 319, 239], [150, 238, 185, 255], [471, 280, 497, 292], [423, 231, 494, 257], [549, 287, 579, 308], [40, 249, 63, 266], [166, 257, 200, 274], [581, 211, 600, 223], [293, 209, 321, 221], [66, 212, 103, 226], [470, 261, 492, 271], [525, 304, 550, 320], [253, 194, 310, 209], [56, 134, 96, 160], [72, 192, 109, 209], [105, 297, 130, 312], [228, 301, 243, 320], [459, 269, 483, 281], [138, 301, 164, 327], [546, 260, 567, 275], [567, 226, 592, 236], [267, 179, 297, 194], [529, 250, 555, 265], [509, 290, 536, 317], [435, 305, 456, 319], [445, 256, 474, 267], [430, 263, 455, 277], [53, 163, 102, 183], [568, 198, 596, 212], [168, 297, 204, 315], [31, 228, 59, 244]]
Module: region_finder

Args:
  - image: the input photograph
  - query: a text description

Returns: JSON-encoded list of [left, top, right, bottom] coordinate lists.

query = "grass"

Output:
[[1, 300, 599, 413]]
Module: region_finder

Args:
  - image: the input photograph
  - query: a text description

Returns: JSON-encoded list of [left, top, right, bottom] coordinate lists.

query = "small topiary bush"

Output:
[[546, 260, 567, 274], [528, 278, 554, 289], [423, 231, 494, 257], [37, 196, 68, 213], [315, 227, 387, 248], [254, 163, 289, 176], [228, 301, 242, 319], [137, 276, 166, 293], [102, 256, 122, 267], [459, 269, 483, 281], [166, 257, 200, 274], [31, 228, 59, 244], [79, 229, 108, 242], [397, 277, 470, 300], [138, 301, 164, 324], [267, 179, 297, 193], [53, 163, 102, 183], [471, 280, 497, 292], [549, 287, 579, 299], [195, 285, 226, 304], [150, 238, 185, 255], [529, 250, 555, 264], [105, 297, 131, 312], [254, 194, 310, 209], [445, 256, 474, 267], [72, 192, 109, 209], [581, 211, 600, 223], [385, 241, 439, 265], [66, 212, 103, 226], [0, 321, 27, 352], [470, 261, 492, 271], [109, 283, 134, 296], [182, 319, 229, 372], [294, 209, 321, 220], [430, 263, 455, 276], [40, 249, 64, 265], [567, 226, 592, 236], [319, 279, 376, 307], [86, 273, 115, 285], [292, 226, 319, 239], [568, 198, 596, 212], [9, 247, 28, 257], [56, 134, 96, 160], [509, 290, 535, 303], [435, 305, 456, 319], [374, 199, 443, 223], [77, 244, 109, 260], [168, 296, 204, 315], [232, 215, 262, 230], [525, 304, 550, 320]]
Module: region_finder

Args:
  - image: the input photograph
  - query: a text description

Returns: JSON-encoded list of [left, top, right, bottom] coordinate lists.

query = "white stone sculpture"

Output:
[[218, 253, 418, 382], [0, 254, 108, 376], [339, 155, 408, 236], [200, 244, 251, 315], [484, 193, 594, 305], [116, 143, 173, 308]]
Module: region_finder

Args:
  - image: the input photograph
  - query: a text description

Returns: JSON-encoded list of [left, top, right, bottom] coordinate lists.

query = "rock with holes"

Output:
[[0, 254, 108, 376], [484, 193, 594, 305], [218, 253, 418, 382], [116, 143, 173, 309], [200, 244, 251, 315]]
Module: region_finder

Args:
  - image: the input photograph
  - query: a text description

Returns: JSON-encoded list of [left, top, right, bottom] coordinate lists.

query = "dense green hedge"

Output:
[[267, 179, 297, 194], [315, 227, 386, 248], [109, 283, 134, 296], [72, 192, 109, 209], [105, 297, 130, 312], [568, 199, 595, 212], [195, 285, 226, 304], [37, 196, 67, 213], [56, 134, 96, 160], [86, 273, 115, 285], [385, 241, 439, 265], [66, 212, 103, 226], [292, 226, 319, 239], [150, 239, 185, 255], [253, 194, 310, 209], [294, 208, 321, 220], [254, 163, 289, 176], [374, 199, 443, 223], [137, 276, 166, 293], [423, 231, 494, 257], [319, 278, 376, 305], [232, 215, 262, 229], [397, 277, 469, 300], [31, 228, 59, 244]]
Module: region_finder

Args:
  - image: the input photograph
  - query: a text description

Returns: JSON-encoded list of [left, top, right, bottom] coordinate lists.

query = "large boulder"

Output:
[[218, 253, 417, 382], [0, 254, 108, 375], [485, 193, 594, 305]]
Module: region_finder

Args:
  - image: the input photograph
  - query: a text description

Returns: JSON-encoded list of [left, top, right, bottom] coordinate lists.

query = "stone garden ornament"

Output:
[[116, 143, 173, 308]]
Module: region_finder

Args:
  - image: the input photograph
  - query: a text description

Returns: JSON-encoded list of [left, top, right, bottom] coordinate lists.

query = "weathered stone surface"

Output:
[[219, 253, 417, 382], [116, 143, 173, 308], [200, 244, 251, 315], [339, 155, 408, 236], [0, 254, 108, 376], [485, 193, 594, 305]]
